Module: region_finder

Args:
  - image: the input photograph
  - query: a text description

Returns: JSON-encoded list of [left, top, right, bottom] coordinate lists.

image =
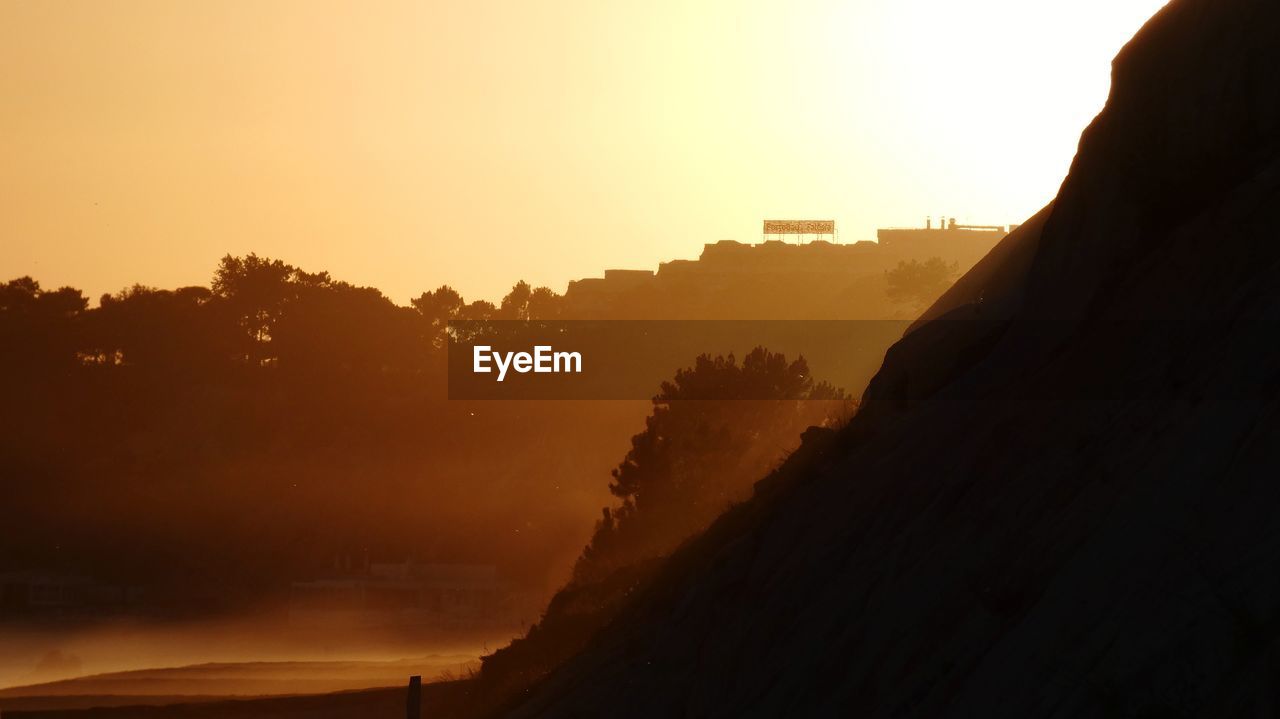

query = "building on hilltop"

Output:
[[564, 269, 656, 306], [876, 217, 1013, 264], [563, 218, 1011, 309]]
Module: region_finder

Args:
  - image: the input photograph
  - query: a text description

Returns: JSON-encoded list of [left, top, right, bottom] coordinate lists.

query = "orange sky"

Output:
[[1, 0, 1168, 305]]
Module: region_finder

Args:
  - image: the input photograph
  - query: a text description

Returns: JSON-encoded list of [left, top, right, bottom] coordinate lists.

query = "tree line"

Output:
[[2, 254, 571, 379], [0, 249, 929, 621]]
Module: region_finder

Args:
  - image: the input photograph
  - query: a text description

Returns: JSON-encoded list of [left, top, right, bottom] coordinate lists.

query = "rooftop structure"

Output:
[[562, 218, 1011, 308], [878, 216, 1009, 247]]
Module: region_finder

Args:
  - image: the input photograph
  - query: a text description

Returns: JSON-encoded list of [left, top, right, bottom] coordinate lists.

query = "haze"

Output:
[[1, 0, 1167, 304]]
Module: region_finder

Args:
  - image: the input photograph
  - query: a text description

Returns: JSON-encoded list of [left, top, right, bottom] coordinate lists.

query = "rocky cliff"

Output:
[[502, 0, 1280, 715]]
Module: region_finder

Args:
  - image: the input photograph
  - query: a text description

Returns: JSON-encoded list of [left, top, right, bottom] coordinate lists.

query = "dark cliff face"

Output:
[[504, 1, 1280, 716]]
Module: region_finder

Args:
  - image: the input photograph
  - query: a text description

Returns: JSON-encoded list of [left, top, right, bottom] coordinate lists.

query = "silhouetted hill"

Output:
[[499, 1, 1280, 716]]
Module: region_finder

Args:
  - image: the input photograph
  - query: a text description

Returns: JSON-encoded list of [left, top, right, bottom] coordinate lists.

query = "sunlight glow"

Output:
[[0, 0, 1172, 302]]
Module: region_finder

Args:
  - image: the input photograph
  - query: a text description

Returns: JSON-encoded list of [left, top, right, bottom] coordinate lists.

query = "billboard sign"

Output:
[[763, 220, 835, 235]]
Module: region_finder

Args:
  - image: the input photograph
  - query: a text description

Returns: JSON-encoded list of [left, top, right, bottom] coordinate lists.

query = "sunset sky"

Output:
[[1, 0, 1169, 304]]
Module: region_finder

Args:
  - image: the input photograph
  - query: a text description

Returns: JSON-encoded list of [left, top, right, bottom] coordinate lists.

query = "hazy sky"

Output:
[[2, 0, 1169, 304]]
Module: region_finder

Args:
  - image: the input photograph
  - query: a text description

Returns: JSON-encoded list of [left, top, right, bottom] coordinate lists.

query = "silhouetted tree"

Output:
[[494, 281, 564, 320], [528, 286, 561, 320], [412, 285, 463, 324], [84, 284, 237, 372], [574, 347, 849, 583], [885, 257, 959, 307], [211, 254, 303, 363], [0, 276, 88, 372], [461, 299, 497, 320], [272, 281, 423, 377], [500, 281, 534, 320]]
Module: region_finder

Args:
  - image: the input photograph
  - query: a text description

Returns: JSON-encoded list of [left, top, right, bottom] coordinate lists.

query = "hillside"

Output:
[[499, 0, 1280, 716]]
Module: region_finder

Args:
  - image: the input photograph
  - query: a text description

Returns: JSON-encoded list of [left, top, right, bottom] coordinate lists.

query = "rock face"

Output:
[[502, 0, 1280, 716]]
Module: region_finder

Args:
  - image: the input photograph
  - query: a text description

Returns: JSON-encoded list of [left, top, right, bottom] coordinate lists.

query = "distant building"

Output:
[[562, 218, 1010, 309], [876, 217, 1008, 263], [565, 269, 656, 305], [603, 269, 656, 287]]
